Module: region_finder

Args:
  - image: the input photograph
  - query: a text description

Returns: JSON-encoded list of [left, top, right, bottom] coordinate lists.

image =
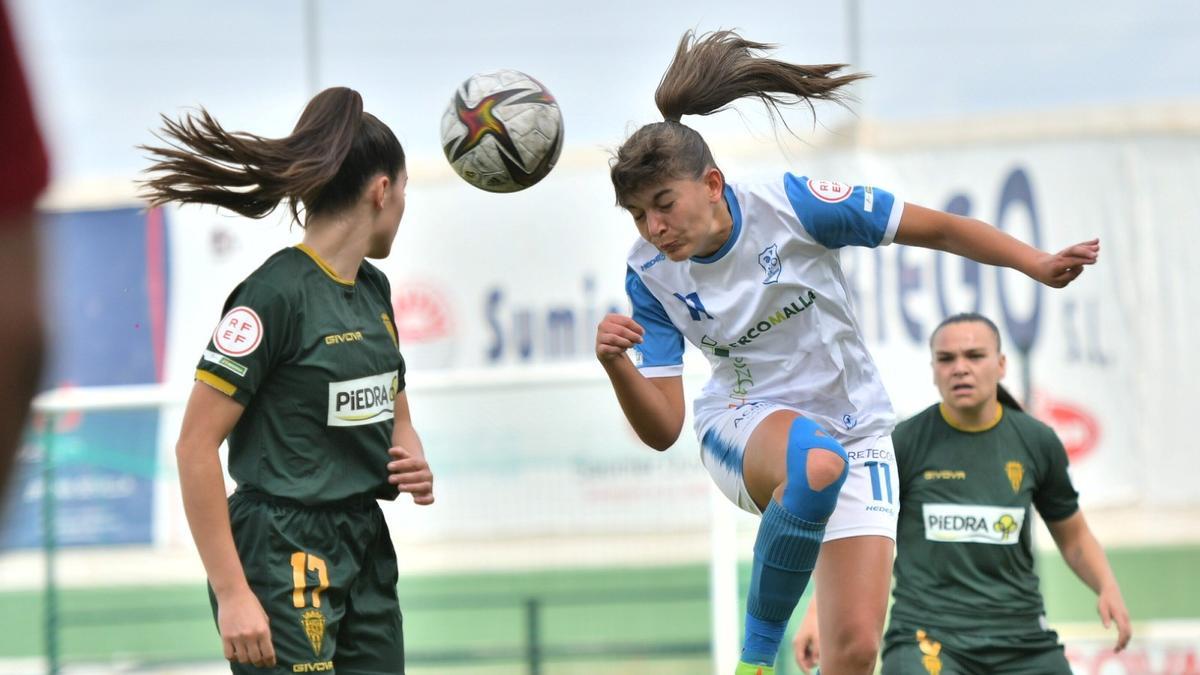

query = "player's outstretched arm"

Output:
[[595, 313, 685, 451], [1046, 510, 1132, 652], [176, 381, 275, 668], [388, 391, 434, 505], [893, 203, 1099, 289]]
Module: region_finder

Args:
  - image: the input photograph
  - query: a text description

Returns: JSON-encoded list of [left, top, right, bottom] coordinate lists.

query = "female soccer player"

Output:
[[142, 87, 433, 672], [594, 31, 1099, 675], [793, 313, 1131, 674]]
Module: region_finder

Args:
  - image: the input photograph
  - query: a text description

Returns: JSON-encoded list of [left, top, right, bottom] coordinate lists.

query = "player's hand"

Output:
[[387, 445, 435, 505], [1097, 584, 1132, 652], [596, 313, 644, 363], [792, 602, 821, 672], [216, 585, 275, 668], [1032, 238, 1099, 288]]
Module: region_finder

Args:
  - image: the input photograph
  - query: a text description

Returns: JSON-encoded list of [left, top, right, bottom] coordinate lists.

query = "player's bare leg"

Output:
[[812, 535, 893, 674]]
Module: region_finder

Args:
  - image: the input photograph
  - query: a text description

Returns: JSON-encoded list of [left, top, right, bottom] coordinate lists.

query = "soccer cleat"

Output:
[[734, 661, 775, 675]]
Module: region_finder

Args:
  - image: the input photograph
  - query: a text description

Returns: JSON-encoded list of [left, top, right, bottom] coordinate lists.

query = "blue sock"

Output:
[[742, 612, 787, 667], [740, 500, 825, 665], [741, 418, 848, 666]]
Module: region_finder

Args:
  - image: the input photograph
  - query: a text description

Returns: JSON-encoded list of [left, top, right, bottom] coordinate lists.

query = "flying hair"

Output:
[[140, 87, 404, 226], [611, 30, 867, 205], [655, 29, 868, 124]]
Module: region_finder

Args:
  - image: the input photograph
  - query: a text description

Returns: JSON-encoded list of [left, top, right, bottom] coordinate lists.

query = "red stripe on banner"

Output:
[[146, 207, 167, 382]]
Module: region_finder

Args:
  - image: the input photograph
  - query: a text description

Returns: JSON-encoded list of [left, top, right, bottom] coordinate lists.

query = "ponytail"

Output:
[[140, 87, 403, 225], [611, 30, 867, 205], [996, 384, 1024, 412], [655, 30, 867, 124]]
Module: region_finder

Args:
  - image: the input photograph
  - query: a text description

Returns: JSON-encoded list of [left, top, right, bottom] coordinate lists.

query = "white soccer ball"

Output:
[[440, 69, 564, 193]]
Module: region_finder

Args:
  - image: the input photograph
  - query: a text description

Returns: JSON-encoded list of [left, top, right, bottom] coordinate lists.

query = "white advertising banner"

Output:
[[162, 131, 1200, 540]]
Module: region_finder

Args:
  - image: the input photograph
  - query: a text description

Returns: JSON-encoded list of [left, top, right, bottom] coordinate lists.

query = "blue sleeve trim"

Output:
[[784, 173, 897, 249], [626, 266, 684, 370]]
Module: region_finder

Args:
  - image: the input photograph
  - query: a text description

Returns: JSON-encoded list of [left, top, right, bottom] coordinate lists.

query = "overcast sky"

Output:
[[9, 0, 1199, 184]]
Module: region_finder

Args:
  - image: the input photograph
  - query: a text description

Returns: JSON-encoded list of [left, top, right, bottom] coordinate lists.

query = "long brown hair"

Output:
[[610, 30, 867, 205], [931, 313, 1024, 411], [140, 87, 404, 225]]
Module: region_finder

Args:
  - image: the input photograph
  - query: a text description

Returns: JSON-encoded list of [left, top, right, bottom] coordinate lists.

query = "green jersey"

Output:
[[195, 244, 405, 505], [888, 403, 1079, 641]]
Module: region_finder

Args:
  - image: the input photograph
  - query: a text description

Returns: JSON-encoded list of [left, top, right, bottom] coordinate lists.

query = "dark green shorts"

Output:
[[209, 489, 404, 674], [882, 625, 1070, 675]]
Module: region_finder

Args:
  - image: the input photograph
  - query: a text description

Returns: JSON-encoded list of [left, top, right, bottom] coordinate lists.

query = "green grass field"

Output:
[[2, 545, 1195, 673]]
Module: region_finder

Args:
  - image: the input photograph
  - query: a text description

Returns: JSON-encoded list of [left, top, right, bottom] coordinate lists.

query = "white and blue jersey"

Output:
[[626, 174, 904, 440]]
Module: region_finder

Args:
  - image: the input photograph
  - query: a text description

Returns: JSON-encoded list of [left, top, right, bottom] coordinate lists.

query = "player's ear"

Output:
[[998, 352, 1007, 379], [702, 166, 725, 202], [368, 174, 390, 210]]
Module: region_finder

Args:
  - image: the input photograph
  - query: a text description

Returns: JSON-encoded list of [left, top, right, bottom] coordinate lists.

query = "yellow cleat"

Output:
[[734, 661, 776, 675]]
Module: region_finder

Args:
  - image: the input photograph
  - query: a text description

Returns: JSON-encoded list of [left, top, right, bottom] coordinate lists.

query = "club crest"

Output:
[[758, 244, 781, 284], [301, 609, 326, 656], [1005, 461, 1024, 493]]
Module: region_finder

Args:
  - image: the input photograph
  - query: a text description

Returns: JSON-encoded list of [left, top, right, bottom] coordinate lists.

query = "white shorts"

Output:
[[695, 400, 899, 542]]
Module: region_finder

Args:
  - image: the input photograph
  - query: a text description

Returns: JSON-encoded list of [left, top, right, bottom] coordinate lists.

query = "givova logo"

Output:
[[327, 372, 398, 427], [922, 503, 1025, 545], [292, 662, 333, 673]]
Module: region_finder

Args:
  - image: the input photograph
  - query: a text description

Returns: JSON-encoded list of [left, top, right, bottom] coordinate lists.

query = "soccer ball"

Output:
[[440, 69, 564, 193]]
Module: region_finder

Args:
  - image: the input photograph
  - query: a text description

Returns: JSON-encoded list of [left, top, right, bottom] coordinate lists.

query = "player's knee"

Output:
[[780, 417, 849, 521], [827, 630, 881, 672], [786, 417, 848, 493], [805, 448, 847, 492]]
